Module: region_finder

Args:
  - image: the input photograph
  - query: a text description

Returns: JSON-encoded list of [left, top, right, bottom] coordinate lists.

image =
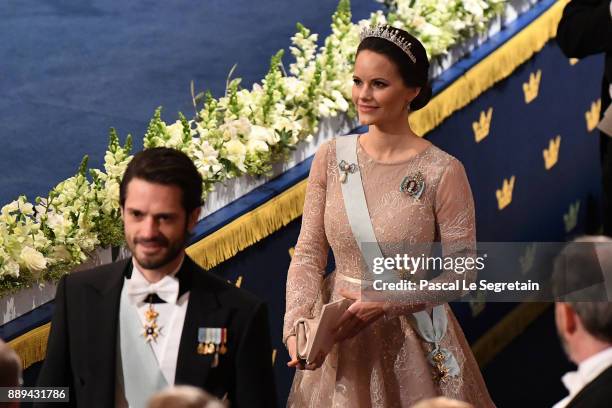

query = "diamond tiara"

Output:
[[359, 25, 417, 64]]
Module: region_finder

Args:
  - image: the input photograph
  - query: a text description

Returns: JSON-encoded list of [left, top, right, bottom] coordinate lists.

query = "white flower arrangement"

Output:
[[0, 0, 507, 296]]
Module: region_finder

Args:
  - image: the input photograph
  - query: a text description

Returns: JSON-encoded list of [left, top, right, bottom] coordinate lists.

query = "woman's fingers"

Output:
[[335, 316, 365, 342], [287, 358, 305, 370], [335, 307, 357, 329], [305, 351, 326, 370], [339, 288, 359, 300]]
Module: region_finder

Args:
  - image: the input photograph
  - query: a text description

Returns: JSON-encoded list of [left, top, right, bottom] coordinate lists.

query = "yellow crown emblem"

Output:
[[564, 200, 580, 233], [522, 70, 542, 104], [519, 244, 536, 276], [586, 99, 601, 132], [543, 135, 561, 170], [473, 107, 493, 143], [496, 175, 515, 210], [569, 58, 579, 66], [226, 275, 243, 287]]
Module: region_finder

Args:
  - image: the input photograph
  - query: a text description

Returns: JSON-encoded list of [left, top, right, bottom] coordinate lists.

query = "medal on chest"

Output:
[[142, 295, 162, 342]]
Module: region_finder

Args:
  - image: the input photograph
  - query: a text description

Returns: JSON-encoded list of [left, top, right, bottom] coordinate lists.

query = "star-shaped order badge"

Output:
[[142, 304, 162, 342]]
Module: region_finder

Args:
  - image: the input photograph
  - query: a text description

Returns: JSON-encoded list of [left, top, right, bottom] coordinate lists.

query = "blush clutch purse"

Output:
[[294, 298, 353, 364]]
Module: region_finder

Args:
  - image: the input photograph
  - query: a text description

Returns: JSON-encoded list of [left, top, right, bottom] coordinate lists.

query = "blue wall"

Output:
[[0, 0, 380, 202]]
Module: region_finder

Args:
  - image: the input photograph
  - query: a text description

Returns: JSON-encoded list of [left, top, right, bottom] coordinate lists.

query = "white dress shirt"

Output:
[[124, 259, 190, 385], [553, 347, 612, 408]]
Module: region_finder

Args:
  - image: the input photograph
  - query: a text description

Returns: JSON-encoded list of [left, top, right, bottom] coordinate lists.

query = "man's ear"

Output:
[[557, 303, 578, 336], [120, 206, 124, 221], [187, 207, 201, 232]]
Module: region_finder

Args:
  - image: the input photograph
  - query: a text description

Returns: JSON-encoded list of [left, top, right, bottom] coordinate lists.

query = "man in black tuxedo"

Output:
[[36, 147, 278, 408], [557, 0, 612, 235], [553, 236, 612, 408]]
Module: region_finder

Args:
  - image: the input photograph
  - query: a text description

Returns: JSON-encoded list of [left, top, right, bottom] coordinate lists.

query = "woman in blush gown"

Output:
[[283, 26, 495, 408]]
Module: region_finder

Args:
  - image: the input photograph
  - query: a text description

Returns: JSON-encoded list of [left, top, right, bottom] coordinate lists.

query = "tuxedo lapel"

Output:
[[175, 258, 231, 389], [566, 365, 612, 408], [83, 259, 129, 406]]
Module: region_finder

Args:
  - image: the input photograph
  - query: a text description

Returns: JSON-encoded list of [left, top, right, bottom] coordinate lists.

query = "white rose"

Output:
[[20, 246, 47, 274], [250, 125, 280, 146], [247, 139, 269, 153], [224, 139, 247, 172]]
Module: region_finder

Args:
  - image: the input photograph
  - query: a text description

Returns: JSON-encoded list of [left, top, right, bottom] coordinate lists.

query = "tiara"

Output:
[[359, 25, 417, 64]]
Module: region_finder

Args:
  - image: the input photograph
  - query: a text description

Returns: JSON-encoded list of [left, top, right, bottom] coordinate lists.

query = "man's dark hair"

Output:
[[553, 236, 612, 343], [119, 147, 203, 214]]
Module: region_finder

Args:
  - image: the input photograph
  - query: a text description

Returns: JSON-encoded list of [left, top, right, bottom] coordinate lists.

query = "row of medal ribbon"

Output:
[[197, 327, 228, 356]]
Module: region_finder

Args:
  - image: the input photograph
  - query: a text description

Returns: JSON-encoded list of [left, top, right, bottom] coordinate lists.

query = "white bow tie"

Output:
[[561, 370, 583, 396], [126, 275, 180, 305]]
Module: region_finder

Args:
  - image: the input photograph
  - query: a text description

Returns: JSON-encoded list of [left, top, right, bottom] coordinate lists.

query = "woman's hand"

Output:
[[286, 335, 327, 370], [286, 335, 304, 369], [333, 289, 385, 342]]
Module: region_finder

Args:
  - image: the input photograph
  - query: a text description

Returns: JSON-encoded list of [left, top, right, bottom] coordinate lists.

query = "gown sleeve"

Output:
[[282, 141, 331, 344]]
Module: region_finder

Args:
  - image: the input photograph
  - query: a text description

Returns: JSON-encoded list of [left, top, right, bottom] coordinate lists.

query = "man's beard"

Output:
[[129, 232, 187, 270]]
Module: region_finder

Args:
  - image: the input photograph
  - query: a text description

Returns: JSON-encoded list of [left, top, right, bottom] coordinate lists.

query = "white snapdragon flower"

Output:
[[450, 20, 468, 32], [51, 245, 72, 263], [165, 120, 185, 147], [271, 114, 300, 135], [76, 236, 98, 254], [421, 22, 445, 38], [192, 139, 223, 180], [234, 117, 252, 136], [220, 118, 251, 141], [2, 200, 20, 215], [317, 97, 338, 117], [45, 212, 72, 240], [331, 90, 350, 112], [463, 0, 485, 18], [2, 260, 20, 278], [104, 180, 120, 212], [283, 77, 307, 101]]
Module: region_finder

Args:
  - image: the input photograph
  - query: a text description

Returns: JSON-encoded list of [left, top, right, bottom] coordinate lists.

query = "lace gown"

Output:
[[283, 136, 495, 407]]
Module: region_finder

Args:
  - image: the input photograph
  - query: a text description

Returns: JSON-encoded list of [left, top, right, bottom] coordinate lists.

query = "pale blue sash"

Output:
[[335, 134, 459, 378], [118, 282, 169, 408]]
